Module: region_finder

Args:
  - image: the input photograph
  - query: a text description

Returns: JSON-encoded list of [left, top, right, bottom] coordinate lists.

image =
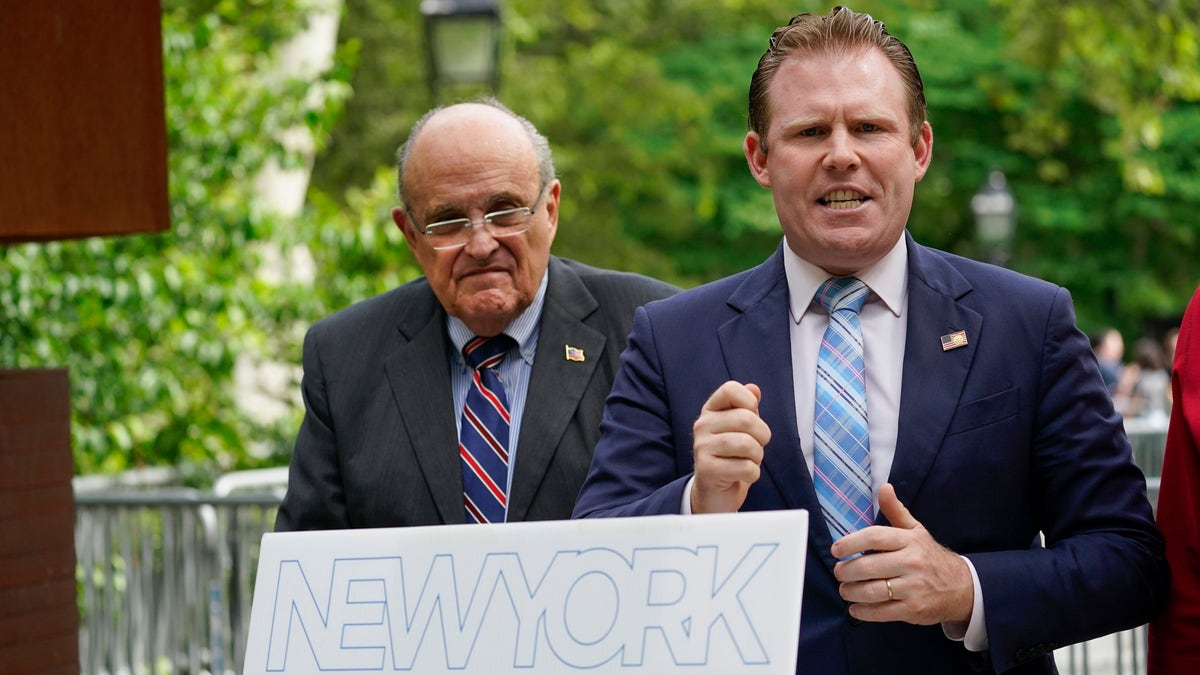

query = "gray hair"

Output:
[[396, 97, 556, 204]]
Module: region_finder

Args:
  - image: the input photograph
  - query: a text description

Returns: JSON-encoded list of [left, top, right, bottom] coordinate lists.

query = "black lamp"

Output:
[[971, 170, 1017, 267], [421, 0, 502, 100]]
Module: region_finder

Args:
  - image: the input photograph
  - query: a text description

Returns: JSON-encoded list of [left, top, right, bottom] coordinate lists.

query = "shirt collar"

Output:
[[447, 270, 548, 365], [784, 234, 908, 323]]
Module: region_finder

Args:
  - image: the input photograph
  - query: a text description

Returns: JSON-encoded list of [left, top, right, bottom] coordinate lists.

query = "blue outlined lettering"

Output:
[[261, 543, 778, 672]]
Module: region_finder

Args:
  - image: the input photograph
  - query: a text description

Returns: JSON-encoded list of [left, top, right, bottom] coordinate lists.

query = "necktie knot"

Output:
[[816, 276, 868, 315], [464, 334, 515, 371]]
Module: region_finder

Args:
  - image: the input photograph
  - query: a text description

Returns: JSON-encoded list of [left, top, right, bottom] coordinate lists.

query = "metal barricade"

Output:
[[74, 432, 1167, 675], [1057, 624, 1149, 675], [74, 489, 280, 675], [1126, 415, 1170, 484], [1048, 419, 1165, 675]]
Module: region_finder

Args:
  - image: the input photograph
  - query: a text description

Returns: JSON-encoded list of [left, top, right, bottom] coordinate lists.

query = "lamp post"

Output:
[[421, 0, 502, 101], [971, 169, 1017, 267]]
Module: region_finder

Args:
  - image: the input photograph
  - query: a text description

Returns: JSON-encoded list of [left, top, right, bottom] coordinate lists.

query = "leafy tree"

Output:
[[983, 0, 1200, 332], [0, 0, 352, 479], [4, 0, 1199, 477], [311, 0, 1200, 336]]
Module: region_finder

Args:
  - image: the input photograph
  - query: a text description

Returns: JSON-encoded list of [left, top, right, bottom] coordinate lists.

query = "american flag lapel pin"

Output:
[[565, 345, 585, 362], [940, 330, 968, 351]]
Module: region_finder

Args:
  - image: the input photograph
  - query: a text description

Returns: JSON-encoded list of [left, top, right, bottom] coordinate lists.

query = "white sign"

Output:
[[244, 511, 807, 674]]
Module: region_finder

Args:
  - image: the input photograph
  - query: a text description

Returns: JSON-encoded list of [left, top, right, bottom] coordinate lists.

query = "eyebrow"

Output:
[[426, 189, 528, 222], [777, 110, 901, 133], [777, 116, 824, 132]]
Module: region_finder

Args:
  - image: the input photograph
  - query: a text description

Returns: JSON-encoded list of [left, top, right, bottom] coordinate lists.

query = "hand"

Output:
[[831, 483, 973, 626], [690, 381, 772, 514]]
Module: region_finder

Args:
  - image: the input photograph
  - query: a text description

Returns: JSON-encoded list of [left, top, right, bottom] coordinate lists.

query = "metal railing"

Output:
[[1057, 625, 1149, 675], [1045, 415, 1166, 675], [73, 422, 1167, 675], [75, 469, 285, 675]]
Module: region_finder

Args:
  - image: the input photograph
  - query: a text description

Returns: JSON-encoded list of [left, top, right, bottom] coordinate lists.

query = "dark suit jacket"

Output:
[[275, 256, 678, 531], [573, 234, 1168, 674]]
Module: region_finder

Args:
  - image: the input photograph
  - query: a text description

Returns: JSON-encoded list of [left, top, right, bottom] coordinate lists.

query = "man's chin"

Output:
[[455, 290, 527, 331]]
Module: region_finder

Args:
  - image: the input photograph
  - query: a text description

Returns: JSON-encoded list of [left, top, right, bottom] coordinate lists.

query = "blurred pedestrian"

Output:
[[1091, 327, 1125, 393], [1131, 337, 1171, 420]]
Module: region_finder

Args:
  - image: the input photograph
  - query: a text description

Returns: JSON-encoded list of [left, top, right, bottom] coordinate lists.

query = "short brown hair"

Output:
[[747, 6, 927, 151]]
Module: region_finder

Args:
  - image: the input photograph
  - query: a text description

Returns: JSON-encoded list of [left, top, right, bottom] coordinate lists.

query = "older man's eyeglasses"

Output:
[[412, 185, 549, 251]]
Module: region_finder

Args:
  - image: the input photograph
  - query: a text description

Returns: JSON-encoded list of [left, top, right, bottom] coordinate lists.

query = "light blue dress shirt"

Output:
[[446, 272, 548, 506]]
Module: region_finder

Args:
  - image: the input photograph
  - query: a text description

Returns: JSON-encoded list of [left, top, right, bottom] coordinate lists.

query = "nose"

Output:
[[823, 128, 860, 171], [461, 219, 500, 257]]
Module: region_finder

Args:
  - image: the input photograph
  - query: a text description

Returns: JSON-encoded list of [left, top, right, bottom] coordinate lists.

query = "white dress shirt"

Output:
[[683, 236, 987, 650], [784, 236, 908, 508]]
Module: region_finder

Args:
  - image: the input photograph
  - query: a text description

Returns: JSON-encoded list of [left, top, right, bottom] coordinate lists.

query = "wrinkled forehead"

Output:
[[404, 106, 539, 206]]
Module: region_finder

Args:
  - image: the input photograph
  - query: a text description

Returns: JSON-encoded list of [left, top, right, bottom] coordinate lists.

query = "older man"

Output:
[[276, 98, 677, 530]]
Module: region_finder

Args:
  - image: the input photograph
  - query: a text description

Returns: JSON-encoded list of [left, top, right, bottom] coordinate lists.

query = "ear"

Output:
[[543, 179, 561, 244], [912, 121, 934, 182], [744, 131, 772, 188], [393, 206, 420, 250]]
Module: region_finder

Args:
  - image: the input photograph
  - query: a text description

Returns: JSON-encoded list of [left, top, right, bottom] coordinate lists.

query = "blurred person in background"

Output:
[[1091, 326, 1138, 414], [1130, 336, 1172, 420], [1090, 327, 1125, 393]]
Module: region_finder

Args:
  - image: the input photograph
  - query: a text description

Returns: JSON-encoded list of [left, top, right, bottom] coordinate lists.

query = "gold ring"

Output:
[[885, 578, 894, 602]]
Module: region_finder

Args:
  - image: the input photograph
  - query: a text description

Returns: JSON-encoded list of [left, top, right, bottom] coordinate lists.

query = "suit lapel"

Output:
[[508, 258, 604, 521], [384, 289, 461, 525], [720, 239, 984, 575], [717, 247, 815, 515], [890, 236, 981, 508]]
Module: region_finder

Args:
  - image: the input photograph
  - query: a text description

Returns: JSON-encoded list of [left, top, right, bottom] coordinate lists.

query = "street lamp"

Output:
[[421, 0, 502, 100], [971, 169, 1017, 267]]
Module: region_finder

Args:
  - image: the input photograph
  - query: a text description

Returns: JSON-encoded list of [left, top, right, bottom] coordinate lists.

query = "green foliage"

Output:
[[307, 0, 419, 197], [299, 168, 423, 313], [313, 0, 1200, 336], [980, 0, 1200, 332], [5, 0, 1200, 478], [0, 0, 353, 480]]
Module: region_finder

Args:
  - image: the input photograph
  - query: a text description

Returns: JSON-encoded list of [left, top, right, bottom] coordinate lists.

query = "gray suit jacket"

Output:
[[275, 256, 678, 530]]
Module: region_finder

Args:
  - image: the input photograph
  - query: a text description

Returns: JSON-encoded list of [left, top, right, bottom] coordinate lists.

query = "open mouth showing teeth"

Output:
[[820, 190, 867, 210]]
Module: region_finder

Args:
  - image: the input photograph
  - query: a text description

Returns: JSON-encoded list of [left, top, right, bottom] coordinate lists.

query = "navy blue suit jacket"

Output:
[[573, 235, 1167, 674]]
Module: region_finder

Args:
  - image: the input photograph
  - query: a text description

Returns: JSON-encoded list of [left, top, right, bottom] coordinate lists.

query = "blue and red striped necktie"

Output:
[[459, 334, 516, 524]]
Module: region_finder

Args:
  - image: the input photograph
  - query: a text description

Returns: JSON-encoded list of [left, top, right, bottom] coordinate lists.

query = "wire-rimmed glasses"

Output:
[[410, 184, 549, 251]]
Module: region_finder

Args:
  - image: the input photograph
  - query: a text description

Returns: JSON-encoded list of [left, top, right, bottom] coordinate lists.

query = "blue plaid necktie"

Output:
[[813, 277, 874, 540], [460, 334, 516, 524]]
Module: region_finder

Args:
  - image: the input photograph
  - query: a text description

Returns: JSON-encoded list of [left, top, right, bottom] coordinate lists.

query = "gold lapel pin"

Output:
[[565, 345, 585, 362], [940, 330, 968, 351]]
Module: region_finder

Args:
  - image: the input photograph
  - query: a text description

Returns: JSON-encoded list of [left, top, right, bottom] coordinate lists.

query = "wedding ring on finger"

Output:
[[885, 578, 895, 602]]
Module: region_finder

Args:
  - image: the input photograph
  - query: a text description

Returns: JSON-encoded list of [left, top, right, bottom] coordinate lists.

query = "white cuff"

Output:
[[942, 555, 988, 652]]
